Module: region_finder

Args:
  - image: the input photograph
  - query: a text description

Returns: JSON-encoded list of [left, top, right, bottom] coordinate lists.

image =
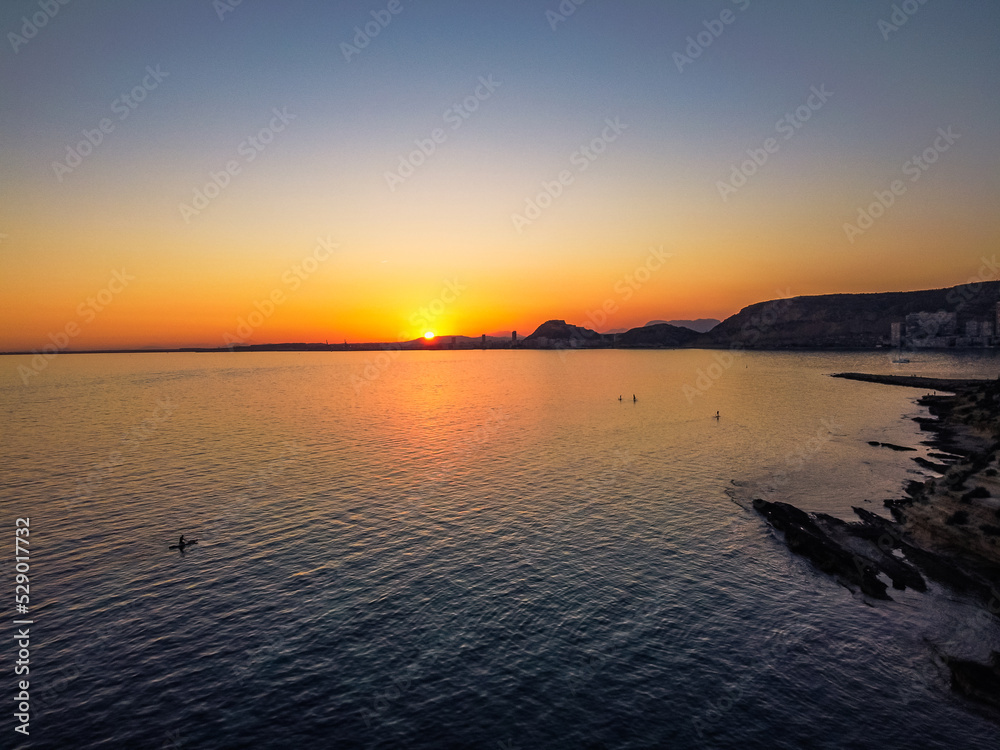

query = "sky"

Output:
[[1, 0, 999, 350]]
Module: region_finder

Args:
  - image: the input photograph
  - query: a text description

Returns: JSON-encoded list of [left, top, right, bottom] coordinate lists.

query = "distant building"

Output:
[[890, 322, 902, 348], [512, 331, 517, 344], [481, 334, 486, 348], [905, 310, 957, 347]]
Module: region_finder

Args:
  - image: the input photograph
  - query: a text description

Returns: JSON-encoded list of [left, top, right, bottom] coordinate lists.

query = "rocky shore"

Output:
[[748, 372, 1000, 711]]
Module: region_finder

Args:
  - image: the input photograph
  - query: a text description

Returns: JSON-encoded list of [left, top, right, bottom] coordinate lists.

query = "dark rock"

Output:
[[930, 452, 959, 462], [946, 654, 1000, 709], [752, 499, 890, 599], [836, 508, 927, 592], [962, 486, 991, 501], [884, 497, 912, 524], [913, 457, 950, 472], [946, 511, 970, 526], [889, 538, 985, 596], [869, 441, 917, 452]]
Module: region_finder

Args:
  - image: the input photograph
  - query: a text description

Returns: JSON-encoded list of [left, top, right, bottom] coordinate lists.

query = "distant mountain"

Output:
[[519, 281, 1000, 351], [699, 281, 1000, 349], [617, 323, 702, 348], [521, 319, 701, 348], [523, 319, 604, 345], [646, 318, 720, 333], [605, 319, 720, 335], [52, 280, 1000, 356]]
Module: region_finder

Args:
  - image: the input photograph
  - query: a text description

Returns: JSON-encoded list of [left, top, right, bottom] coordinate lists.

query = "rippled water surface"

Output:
[[4, 350, 1000, 748]]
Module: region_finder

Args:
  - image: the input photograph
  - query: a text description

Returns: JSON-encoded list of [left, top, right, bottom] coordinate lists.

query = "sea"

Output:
[[3, 349, 1000, 749]]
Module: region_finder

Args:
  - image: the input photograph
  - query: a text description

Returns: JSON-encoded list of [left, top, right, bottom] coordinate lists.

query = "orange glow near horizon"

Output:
[[2, 111, 999, 352], [1, 106, 998, 352], [3, 237, 1000, 352], [2, 4, 1000, 353]]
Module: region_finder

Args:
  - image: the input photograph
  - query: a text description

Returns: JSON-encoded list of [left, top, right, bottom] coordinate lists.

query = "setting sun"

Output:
[[424, 332, 435, 340]]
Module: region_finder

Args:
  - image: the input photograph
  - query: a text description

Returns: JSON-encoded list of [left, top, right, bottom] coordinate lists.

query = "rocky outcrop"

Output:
[[521, 319, 702, 349], [867, 441, 917, 452], [616, 323, 701, 348], [522, 320, 607, 347], [833, 373, 986, 391], [946, 653, 1000, 710], [750, 497, 942, 599], [699, 281, 1000, 349], [748, 373, 1000, 713]]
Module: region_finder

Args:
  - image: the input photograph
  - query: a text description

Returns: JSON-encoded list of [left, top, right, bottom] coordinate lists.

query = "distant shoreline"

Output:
[[7, 276, 1000, 357], [4, 344, 1000, 357]]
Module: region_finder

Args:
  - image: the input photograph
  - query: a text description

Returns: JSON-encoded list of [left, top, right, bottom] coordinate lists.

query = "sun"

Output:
[[424, 331, 435, 340]]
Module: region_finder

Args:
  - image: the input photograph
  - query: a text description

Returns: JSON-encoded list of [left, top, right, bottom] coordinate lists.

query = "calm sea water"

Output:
[[3, 349, 1000, 749]]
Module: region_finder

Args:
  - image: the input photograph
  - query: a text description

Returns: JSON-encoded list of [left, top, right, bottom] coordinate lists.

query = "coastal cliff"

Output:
[[700, 280, 1000, 349], [520, 278, 1000, 351]]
